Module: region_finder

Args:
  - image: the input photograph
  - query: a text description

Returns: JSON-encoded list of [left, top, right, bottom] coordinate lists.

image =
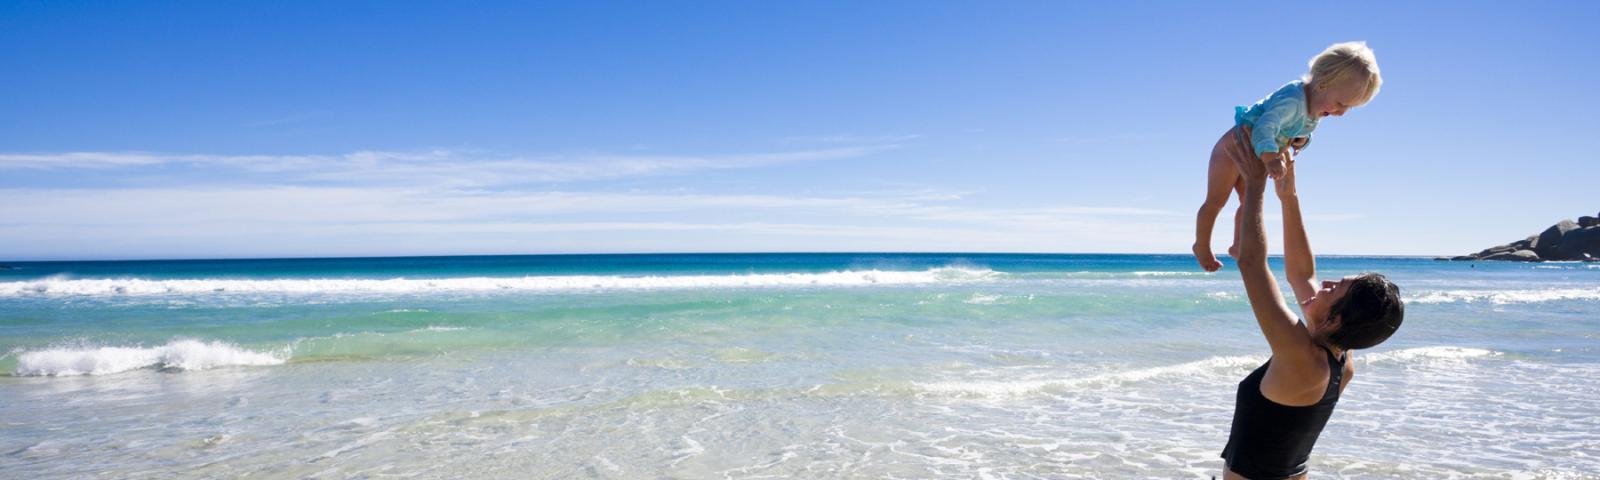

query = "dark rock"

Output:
[[1553, 226, 1600, 261], [1533, 220, 1580, 257], [1481, 250, 1542, 262], [1481, 244, 1516, 256], [1450, 255, 1477, 261], [1456, 214, 1600, 262]]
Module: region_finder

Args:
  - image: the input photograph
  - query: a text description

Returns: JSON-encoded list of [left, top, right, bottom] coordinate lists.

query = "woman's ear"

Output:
[[1322, 314, 1342, 336]]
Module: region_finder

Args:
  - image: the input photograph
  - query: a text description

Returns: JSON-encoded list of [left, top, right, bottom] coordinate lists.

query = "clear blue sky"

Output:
[[3, 1, 1596, 260]]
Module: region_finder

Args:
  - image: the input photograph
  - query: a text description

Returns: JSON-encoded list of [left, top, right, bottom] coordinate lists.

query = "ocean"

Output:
[[1, 253, 1596, 479]]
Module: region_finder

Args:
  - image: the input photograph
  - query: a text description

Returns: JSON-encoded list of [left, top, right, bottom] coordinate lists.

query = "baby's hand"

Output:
[[1289, 137, 1308, 153], [1265, 158, 1286, 180]]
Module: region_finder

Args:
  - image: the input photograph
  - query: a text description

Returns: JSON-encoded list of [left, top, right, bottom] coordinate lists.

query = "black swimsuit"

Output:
[[1221, 345, 1346, 479]]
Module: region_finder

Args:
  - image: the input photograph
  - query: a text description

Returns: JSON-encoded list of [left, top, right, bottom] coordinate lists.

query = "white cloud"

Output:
[[0, 152, 179, 168], [0, 143, 1205, 259], [0, 187, 1174, 226], [0, 187, 1188, 258], [28, 143, 1440, 259], [0, 146, 896, 185]]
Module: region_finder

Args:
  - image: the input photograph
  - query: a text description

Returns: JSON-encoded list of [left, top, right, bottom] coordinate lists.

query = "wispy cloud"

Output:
[[0, 186, 1187, 258], [0, 152, 181, 169], [0, 188, 1174, 226], [0, 146, 897, 186], [0, 143, 1195, 259]]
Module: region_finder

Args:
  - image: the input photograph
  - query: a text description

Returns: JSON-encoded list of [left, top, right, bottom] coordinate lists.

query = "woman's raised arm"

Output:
[[1236, 146, 1314, 360], [1276, 161, 1319, 307]]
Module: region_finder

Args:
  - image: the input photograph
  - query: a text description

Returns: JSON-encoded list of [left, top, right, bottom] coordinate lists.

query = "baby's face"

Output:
[[1310, 79, 1368, 118]]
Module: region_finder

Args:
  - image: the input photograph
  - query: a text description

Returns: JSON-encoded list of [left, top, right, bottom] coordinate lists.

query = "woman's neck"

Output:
[[1315, 339, 1345, 359]]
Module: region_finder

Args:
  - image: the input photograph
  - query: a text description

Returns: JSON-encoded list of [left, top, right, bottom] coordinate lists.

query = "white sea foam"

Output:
[[963, 293, 1003, 305], [0, 267, 999, 297], [13, 340, 286, 376], [1357, 346, 1499, 365], [1131, 271, 1214, 277], [915, 355, 1263, 397], [917, 346, 1504, 398], [1407, 287, 1600, 304]]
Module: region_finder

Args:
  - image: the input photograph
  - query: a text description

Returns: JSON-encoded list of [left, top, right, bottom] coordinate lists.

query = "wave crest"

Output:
[[1407, 288, 1600, 304], [1357, 346, 1498, 365], [914, 355, 1263, 397], [0, 267, 999, 297], [915, 346, 1503, 398], [13, 340, 286, 376]]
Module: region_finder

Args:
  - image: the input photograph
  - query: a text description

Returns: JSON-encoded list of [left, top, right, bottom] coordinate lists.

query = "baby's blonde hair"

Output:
[[1305, 41, 1382, 106]]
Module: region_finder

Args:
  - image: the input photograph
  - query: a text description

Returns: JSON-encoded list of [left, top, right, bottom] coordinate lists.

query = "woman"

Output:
[[1221, 153, 1405, 479]]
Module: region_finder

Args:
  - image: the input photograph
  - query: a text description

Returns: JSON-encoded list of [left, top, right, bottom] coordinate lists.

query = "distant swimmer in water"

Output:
[[1221, 147, 1404, 479], [1195, 42, 1384, 272]]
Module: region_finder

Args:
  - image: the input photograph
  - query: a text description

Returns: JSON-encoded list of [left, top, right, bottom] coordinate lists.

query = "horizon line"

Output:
[[0, 250, 1449, 264]]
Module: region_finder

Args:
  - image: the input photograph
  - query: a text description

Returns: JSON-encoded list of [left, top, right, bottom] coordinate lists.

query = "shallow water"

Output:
[[2, 253, 1596, 478]]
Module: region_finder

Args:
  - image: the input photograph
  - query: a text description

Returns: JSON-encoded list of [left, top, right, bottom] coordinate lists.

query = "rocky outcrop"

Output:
[[1556, 227, 1600, 260], [1533, 220, 1579, 258], [1480, 250, 1541, 262], [1441, 211, 1600, 262]]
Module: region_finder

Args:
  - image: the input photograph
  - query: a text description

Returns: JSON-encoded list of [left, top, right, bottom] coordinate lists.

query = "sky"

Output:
[[2, 0, 1596, 261]]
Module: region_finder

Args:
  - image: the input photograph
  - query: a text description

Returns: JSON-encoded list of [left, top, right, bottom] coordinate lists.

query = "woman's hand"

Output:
[[1275, 158, 1298, 200]]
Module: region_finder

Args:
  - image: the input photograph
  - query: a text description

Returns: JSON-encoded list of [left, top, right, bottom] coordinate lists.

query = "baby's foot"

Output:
[[1193, 243, 1223, 272], [1227, 244, 1241, 259]]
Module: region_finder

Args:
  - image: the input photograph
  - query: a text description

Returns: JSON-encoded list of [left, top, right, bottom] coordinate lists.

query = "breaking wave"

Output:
[[13, 340, 287, 376], [914, 355, 1263, 397], [1407, 287, 1600, 304], [0, 267, 1000, 297], [915, 346, 1502, 398]]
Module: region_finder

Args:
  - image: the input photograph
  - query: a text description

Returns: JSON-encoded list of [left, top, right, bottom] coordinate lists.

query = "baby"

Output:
[[1193, 42, 1383, 272]]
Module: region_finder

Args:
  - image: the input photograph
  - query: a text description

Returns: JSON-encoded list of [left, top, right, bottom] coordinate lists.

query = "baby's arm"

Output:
[[1249, 100, 1301, 180]]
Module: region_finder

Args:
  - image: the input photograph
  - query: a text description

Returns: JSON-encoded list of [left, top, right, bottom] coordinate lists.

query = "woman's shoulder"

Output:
[[1277, 327, 1336, 374]]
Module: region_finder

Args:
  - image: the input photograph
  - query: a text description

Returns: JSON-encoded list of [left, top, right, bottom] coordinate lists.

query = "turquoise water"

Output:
[[1, 253, 1597, 478]]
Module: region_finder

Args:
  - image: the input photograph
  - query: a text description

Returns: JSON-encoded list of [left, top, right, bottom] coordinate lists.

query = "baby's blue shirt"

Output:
[[1235, 80, 1319, 156]]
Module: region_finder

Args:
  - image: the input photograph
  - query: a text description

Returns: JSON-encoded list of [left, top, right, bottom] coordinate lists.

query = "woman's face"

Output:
[[1302, 275, 1358, 335]]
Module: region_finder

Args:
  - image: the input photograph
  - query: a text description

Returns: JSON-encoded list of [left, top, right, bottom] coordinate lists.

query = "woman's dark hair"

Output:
[[1327, 273, 1404, 350]]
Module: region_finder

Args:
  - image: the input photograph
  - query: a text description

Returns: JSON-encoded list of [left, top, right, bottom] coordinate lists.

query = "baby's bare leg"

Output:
[[1194, 131, 1241, 272], [1228, 178, 1245, 259]]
